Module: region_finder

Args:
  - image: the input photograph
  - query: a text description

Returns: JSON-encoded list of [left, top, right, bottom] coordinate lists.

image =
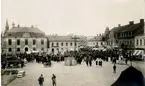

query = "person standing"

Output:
[[89, 57, 92, 66], [38, 74, 44, 86], [113, 64, 116, 73], [52, 74, 56, 86]]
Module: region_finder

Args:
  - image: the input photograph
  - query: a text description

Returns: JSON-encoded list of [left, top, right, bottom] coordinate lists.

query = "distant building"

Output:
[[47, 35, 87, 55], [87, 35, 104, 48], [2, 22, 48, 55], [105, 25, 122, 48]]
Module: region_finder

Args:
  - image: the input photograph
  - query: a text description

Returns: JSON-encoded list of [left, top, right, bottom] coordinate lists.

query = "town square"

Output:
[[1, 0, 145, 86]]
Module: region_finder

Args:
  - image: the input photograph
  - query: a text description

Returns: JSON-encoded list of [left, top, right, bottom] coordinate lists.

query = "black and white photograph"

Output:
[[1, 0, 145, 86]]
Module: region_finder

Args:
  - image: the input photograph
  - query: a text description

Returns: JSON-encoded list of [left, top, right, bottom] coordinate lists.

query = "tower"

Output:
[[105, 27, 109, 35], [12, 22, 15, 28], [4, 19, 9, 35]]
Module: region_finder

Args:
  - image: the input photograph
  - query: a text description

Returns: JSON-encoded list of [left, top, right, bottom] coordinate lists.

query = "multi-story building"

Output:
[[47, 35, 87, 55], [134, 22, 145, 57], [105, 25, 122, 48], [87, 35, 104, 48], [2, 22, 48, 55], [116, 19, 144, 50]]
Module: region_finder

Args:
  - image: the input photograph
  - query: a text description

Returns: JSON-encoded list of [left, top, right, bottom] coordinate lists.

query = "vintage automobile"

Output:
[[17, 70, 26, 78]]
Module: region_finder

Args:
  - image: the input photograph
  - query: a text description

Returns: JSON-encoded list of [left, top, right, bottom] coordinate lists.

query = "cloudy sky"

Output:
[[1, 0, 145, 36]]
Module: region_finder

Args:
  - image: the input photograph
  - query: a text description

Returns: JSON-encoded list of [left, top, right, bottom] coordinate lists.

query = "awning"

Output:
[[92, 48, 99, 50], [103, 49, 107, 51], [31, 51, 39, 53], [133, 50, 138, 55], [136, 50, 143, 56], [26, 51, 31, 54]]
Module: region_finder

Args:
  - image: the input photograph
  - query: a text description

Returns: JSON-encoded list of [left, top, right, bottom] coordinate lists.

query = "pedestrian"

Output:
[[125, 58, 128, 65], [52, 74, 56, 86], [113, 64, 116, 73], [89, 59, 92, 66], [96, 59, 98, 66], [38, 74, 44, 86]]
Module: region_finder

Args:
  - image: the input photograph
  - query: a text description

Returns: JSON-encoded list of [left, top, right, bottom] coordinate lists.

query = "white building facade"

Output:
[[134, 23, 145, 58], [87, 36, 104, 48], [48, 35, 82, 55], [2, 25, 48, 55]]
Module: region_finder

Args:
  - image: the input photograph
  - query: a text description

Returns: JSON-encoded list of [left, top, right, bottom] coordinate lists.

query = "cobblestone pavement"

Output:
[[7, 61, 129, 86]]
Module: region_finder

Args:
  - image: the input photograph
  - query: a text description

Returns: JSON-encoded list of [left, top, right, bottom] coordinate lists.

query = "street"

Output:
[[8, 61, 129, 86]]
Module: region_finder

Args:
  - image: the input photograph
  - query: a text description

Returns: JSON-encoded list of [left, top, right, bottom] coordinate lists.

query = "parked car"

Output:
[[17, 70, 26, 78]]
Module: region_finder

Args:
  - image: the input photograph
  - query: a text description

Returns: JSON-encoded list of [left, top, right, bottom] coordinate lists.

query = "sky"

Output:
[[1, 0, 145, 36]]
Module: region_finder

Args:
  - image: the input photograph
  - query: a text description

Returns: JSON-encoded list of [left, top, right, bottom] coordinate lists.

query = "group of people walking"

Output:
[[38, 74, 56, 86]]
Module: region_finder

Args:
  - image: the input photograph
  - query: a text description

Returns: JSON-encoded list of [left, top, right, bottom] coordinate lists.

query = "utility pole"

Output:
[[71, 35, 79, 56]]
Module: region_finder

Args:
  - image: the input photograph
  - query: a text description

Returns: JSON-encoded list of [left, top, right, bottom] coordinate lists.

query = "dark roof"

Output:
[[5, 27, 47, 38], [112, 22, 144, 33], [111, 66, 145, 86], [88, 36, 102, 41], [119, 23, 144, 32], [7, 27, 44, 33]]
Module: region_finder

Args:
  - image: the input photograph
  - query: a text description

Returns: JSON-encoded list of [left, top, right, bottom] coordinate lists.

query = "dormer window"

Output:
[[8, 34, 11, 36]]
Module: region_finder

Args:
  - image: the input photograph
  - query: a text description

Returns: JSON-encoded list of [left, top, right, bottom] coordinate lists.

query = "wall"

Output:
[[3, 37, 48, 54]]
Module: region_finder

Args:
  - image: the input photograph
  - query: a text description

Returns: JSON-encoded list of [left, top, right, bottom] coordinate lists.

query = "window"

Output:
[[131, 32, 132, 36], [130, 41, 132, 45], [8, 48, 12, 52], [8, 34, 11, 36], [70, 43, 73, 46], [33, 47, 36, 51], [8, 39, 12, 45], [61, 42, 63, 46], [17, 48, 20, 52], [140, 39, 142, 45], [101, 42, 103, 45], [41, 39, 44, 45], [25, 39, 28, 45], [17, 39, 20, 45], [136, 39, 139, 45], [52, 43, 54, 46], [33, 39, 36, 45], [66, 43, 68, 46], [57, 43, 59, 46], [75, 42, 77, 46], [41, 47, 44, 51]]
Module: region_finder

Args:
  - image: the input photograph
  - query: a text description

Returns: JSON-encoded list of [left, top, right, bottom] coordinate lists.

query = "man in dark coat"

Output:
[[52, 74, 56, 86], [113, 64, 116, 73], [38, 74, 44, 86]]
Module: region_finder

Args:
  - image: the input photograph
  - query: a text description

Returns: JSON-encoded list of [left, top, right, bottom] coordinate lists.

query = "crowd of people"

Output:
[[1, 47, 136, 70]]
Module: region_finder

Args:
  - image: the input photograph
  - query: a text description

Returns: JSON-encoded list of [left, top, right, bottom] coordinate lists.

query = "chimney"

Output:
[[17, 24, 20, 27], [118, 24, 121, 27], [129, 21, 134, 25], [140, 19, 144, 23]]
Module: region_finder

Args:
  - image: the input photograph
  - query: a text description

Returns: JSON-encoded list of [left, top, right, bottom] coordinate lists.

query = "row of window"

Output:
[[51, 42, 77, 47], [118, 32, 133, 38], [136, 39, 145, 45], [8, 47, 44, 52], [119, 40, 132, 45], [8, 39, 44, 45], [89, 42, 103, 45]]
